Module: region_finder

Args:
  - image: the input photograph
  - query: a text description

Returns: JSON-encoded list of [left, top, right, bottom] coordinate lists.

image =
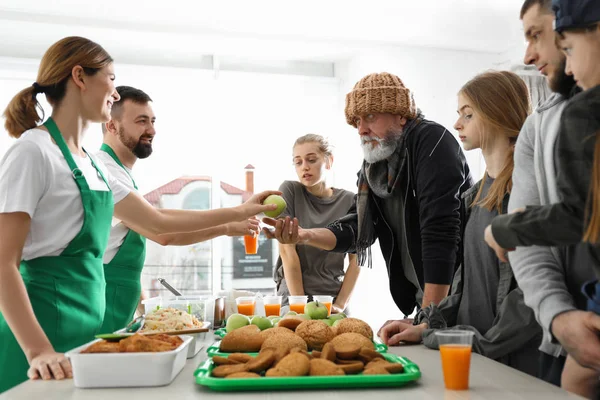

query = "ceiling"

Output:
[[0, 0, 526, 67]]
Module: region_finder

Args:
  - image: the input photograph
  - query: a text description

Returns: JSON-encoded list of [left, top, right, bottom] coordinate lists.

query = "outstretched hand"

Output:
[[262, 216, 308, 245]]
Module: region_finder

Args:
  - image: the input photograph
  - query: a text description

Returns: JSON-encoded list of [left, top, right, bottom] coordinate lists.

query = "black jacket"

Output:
[[492, 84, 600, 277], [327, 118, 473, 315]]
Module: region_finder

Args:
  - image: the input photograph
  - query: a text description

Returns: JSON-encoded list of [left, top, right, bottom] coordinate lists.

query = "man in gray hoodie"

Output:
[[495, 0, 595, 385]]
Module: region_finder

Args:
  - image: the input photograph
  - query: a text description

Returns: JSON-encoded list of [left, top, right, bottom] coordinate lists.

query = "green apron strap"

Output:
[[44, 118, 110, 189], [100, 144, 138, 189]]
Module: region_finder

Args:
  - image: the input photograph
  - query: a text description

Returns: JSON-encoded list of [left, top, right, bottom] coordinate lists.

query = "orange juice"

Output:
[[439, 344, 472, 390], [244, 234, 258, 254], [322, 302, 332, 316], [289, 303, 305, 314], [264, 303, 281, 317], [237, 302, 255, 316]]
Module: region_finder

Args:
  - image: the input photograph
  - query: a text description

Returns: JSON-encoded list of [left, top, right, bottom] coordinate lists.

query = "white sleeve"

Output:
[[0, 140, 47, 217], [102, 160, 136, 192], [107, 171, 131, 204], [91, 153, 132, 204]]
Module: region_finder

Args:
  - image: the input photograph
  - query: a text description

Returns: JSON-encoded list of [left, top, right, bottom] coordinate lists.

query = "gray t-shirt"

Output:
[[457, 175, 500, 333], [274, 180, 355, 303]]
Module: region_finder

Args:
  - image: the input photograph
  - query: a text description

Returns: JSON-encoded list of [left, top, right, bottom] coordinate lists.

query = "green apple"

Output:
[[250, 316, 273, 331], [267, 315, 279, 321], [296, 313, 309, 320], [263, 195, 287, 218], [319, 318, 334, 327], [304, 301, 328, 320], [328, 313, 346, 322], [285, 311, 297, 316], [270, 317, 282, 325], [226, 313, 250, 333]]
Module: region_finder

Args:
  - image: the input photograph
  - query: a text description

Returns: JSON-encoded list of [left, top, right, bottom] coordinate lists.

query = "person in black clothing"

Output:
[[263, 72, 473, 326], [484, 0, 600, 397]]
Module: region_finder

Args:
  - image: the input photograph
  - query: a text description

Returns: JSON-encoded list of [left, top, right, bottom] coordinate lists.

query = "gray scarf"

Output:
[[355, 116, 421, 267]]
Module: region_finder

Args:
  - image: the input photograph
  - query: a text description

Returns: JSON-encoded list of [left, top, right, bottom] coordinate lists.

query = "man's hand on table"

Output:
[[552, 310, 600, 371], [378, 320, 427, 346]]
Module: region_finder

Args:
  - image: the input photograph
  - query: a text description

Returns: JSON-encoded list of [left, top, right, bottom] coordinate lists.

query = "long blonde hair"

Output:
[[460, 71, 531, 213], [584, 131, 600, 244]]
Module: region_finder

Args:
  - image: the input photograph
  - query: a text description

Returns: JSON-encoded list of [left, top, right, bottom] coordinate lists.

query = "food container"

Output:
[[142, 295, 209, 321], [195, 353, 421, 391], [116, 322, 210, 359], [65, 335, 192, 388]]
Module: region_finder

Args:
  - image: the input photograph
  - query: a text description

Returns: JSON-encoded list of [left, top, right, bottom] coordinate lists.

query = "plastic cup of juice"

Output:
[[435, 330, 475, 390], [235, 296, 256, 316], [244, 233, 258, 255], [313, 295, 334, 316], [263, 296, 282, 317], [287, 295, 308, 314]]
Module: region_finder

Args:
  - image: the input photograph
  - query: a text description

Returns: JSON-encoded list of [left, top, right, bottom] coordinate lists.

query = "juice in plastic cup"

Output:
[[235, 297, 256, 316], [435, 331, 475, 390], [288, 295, 308, 314], [264, 304, 281, 316], [263, 296, 282, 317], [244, 233, 258, 254], [313, 295, 334, 316]]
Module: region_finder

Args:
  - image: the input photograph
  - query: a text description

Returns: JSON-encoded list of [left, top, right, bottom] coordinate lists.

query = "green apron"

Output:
[[98, 144, 146, 334], [0, 118, 114, 393]]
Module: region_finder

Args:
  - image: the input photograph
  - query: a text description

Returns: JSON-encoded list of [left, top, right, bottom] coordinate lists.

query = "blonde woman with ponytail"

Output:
[[379, 71, 542, 376], [0, 36, 278, 392]]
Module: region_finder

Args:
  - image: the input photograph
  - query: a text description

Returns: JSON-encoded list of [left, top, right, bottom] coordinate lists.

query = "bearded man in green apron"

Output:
[[98, 86, 261, 333]]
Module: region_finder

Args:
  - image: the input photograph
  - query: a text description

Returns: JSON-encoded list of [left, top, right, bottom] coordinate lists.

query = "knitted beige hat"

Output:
[[345, 72, 417, 127]]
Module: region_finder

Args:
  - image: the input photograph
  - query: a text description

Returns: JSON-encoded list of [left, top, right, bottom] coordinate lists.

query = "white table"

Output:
[[1, 337, 583, 399]]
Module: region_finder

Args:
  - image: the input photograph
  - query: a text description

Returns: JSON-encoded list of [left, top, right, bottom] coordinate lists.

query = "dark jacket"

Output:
[[491, 84, 600, 278], [327, 118, 473, 315], [417, 182, 542, 377]]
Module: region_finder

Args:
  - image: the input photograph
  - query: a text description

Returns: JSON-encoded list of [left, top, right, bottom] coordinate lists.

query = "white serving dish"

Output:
[[115, 321, 210, 359], [185, 324, 209, 358], [65, 335, 192, 388]]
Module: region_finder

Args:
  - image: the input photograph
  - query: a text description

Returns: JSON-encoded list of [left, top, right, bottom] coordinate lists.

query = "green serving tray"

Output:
[[214, 328, 226, 338], [206, 339, 388, 357], [195, 353, 420, 391]]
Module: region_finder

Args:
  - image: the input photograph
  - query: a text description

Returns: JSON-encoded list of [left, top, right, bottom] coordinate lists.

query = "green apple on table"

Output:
[[250, 316, 273, 331], [225, 313, 250, 333], [304, 301, 328, 320]]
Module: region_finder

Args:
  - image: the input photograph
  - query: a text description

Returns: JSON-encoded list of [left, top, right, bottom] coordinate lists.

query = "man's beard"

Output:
[[360, 128, 402, 163], [548, 57, 577, 98], [118, 126, 153, 159]]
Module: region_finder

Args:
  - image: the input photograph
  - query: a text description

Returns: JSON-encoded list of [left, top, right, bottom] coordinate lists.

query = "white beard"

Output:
[[361, 132, 400, 163]]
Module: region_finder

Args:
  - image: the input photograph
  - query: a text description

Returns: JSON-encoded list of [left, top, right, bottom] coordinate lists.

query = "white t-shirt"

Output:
[[0, 128, 130, 260], [95, 150, 137, 264]]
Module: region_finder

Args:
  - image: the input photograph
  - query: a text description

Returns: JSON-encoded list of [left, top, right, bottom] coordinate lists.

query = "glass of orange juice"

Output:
[[235, 296, 256, 316], [287, 295, 308, 314], [244, 233, 258, 254], [313, 295, 334, 316], [263, 295, 282, 317], [435, 330, 475, 390]]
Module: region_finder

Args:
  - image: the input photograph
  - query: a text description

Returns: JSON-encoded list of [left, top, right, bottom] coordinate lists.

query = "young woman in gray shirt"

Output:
[[274, 134, 359, 313]]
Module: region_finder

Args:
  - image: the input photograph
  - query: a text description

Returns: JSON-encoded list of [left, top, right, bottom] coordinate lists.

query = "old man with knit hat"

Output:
[[264, 72, 472, 337]]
